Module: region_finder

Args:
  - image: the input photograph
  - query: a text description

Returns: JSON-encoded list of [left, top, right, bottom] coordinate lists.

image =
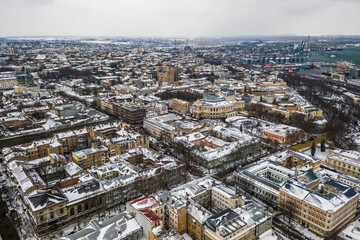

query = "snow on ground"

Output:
[[259, 229, 279, 240], [302, 149, 329, 162], [291, 220, 323, 240]]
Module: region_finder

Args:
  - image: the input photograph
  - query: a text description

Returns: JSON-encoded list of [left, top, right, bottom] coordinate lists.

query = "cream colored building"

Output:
[[193, 92, 244, 119], [172, 98, 190, 115], [279, 179, 358, 238], [326, 149, 360, 179], [211, 185, 242, 211]]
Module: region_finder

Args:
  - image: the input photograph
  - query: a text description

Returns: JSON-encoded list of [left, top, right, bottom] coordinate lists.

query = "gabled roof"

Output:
[[27, 188, 67, 212]]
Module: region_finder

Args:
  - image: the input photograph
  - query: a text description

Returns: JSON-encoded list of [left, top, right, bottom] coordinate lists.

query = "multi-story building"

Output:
[[192, 128, 261, 173], [326, 149, 360, 179], [234, 160, 295, 207], [55, 128, 89, 154], [211, 185, 242, 212], [158, 68, 179, 83], [2, 137, 64, 162], [279, 178, 359, 238], [263, 149, 321, 170], [113, 102, 146, 125], [149, 102, 168, 115], [143, 114, 177, 141], [187, 203, 212, 240], [153, 192, 187, 234], [25, 177, 105, 236], [262, 124, 300, 144], [193, 92, 245, 119], [204, 204, 272, 240], [172, 98, 190, 115], [26, 189, 68, 234], [126, 194, 162, 240], [95, 128, 149, 157], [87, 122, 125, 139], [0, 75, 18, 89], [72, 144, 108, 169], [60, 211, 143, 240]]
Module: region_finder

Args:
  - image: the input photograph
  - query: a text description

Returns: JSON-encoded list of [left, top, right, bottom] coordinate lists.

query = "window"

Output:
[[85, 203, 89, 211], [70, 208, 74, 216], [78, 205, 82, 213]]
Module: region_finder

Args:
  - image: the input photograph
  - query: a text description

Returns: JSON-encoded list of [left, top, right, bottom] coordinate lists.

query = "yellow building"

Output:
[[260, 81, 287, 88], [187, 204, 212, 240], [302, 106, 323, 118], [55, 128, 89, 153], [26, 189, 68, 229], [172, 98, 190, 115], [72, 143, 108, 169], [14, 85, 40, 94], [87, 122, 127, 140], [96, 128, 149, 157], [277, 150, 321, 170], [279, 178, 358, 238], [193, 92, 245, 119], [3, 137, 64, 161], [326, 149, 360, 179]]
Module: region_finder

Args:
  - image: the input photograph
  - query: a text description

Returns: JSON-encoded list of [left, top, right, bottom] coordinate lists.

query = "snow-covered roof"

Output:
[[281, 179, 358, 212]]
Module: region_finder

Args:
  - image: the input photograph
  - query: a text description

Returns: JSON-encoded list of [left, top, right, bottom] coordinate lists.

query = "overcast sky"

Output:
[[0, 0, 359, 37]]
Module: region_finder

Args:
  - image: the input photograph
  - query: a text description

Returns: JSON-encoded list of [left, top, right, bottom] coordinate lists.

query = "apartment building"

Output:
[[172, 98, 190, 115], [211, 185, 242, 212], [113, 102, 146, 125], [87, 122, 125, 139], [72, 144, 108, 169], [158, 68, 179, 83], [204, 204, 272, 240], [143, 114, 177, 141], [25, 177, 106, 236], [126, 194, 162, 240], [55, 128, 89, 153], [2, 137, 64, 162]]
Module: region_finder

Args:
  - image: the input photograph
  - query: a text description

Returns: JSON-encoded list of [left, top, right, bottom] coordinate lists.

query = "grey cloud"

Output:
[[0, 0, 359, 37]]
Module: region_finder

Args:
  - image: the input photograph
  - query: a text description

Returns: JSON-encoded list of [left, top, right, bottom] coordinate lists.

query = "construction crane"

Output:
[[294, 40, 306, 55]]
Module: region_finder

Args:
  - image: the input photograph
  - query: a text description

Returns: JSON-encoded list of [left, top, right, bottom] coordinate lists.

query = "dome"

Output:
[[203, 93, 225, 102]]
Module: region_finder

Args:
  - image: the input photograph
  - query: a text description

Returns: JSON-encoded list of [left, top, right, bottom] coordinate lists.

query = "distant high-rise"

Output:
[[157, 67, 179, 83]]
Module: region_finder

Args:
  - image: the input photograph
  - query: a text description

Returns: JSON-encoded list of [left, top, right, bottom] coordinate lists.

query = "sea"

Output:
[[297, 47, 360, 75], [309, 47, 360, 65]]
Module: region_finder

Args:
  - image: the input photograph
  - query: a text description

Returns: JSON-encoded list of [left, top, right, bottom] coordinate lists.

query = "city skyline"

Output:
[[0, 0, 360, 37]]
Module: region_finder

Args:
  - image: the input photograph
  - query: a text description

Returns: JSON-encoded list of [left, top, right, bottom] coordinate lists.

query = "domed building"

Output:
[[192, 90, 245, 119]]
